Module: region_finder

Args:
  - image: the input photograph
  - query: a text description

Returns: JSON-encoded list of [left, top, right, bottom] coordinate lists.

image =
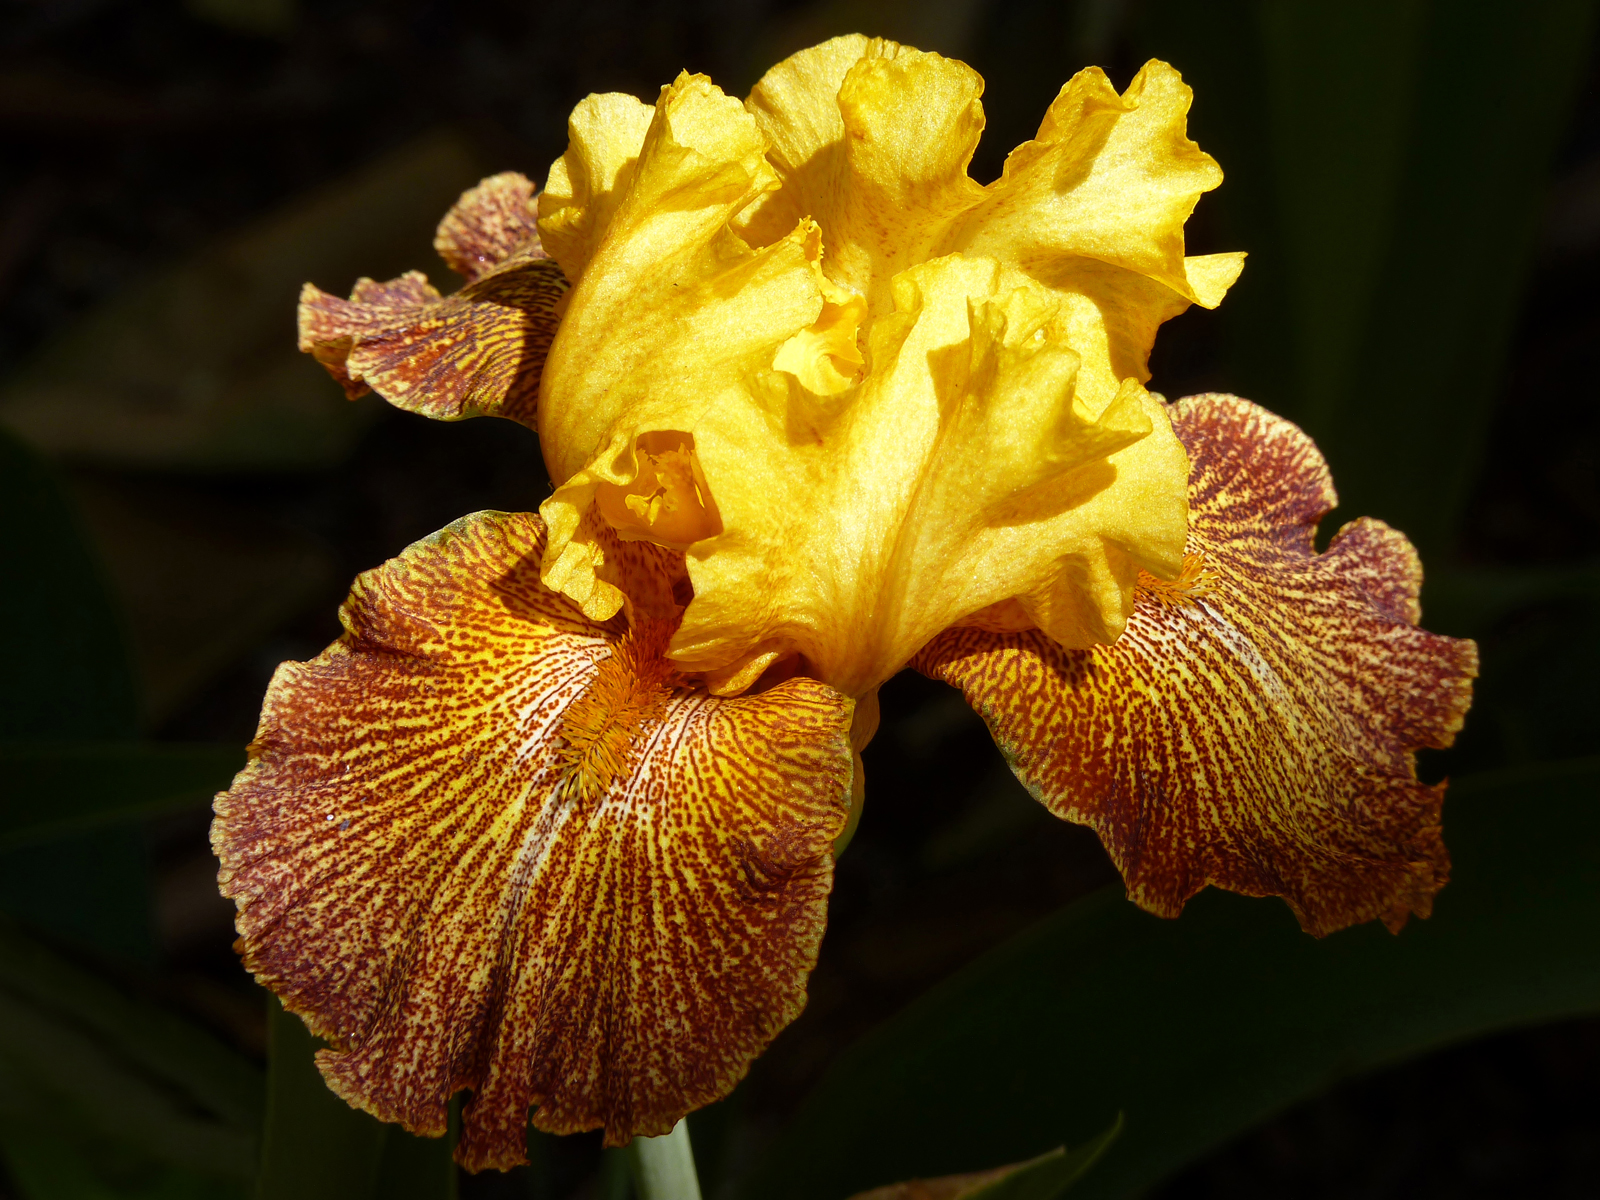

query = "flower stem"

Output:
[[628, 1120, 702, 1200]]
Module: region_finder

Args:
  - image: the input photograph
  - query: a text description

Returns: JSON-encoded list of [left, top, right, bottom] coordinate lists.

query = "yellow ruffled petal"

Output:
[[951, 60, 1227, 301], [536, 73, 831, 619], [742, 44, 1241, 412], [771, 277, 866, 395], [530, 41, 1232, 693], [748, 36, 985, 309], [671, 254, 1188, 696], [537, 93, 657, 283]]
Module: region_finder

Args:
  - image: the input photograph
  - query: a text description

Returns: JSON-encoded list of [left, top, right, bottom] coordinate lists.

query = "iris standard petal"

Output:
[[212, 511, 853, 1166], [914, 395, 1477, 937], [298, 173, 566, 427], [537, 92, 659, 283], [312, 41, 1238, 699], [745, 36, 986, 309], [535, 73, 832, 620], [950, 60, 1236, 301], [743, 39, 1243, 413], [672, 254, 1189, 696]]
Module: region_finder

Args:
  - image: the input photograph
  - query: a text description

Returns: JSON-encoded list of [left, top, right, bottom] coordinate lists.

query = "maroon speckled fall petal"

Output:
[[212, 511, 853, 1168], [433, 172, 545, 283], [914, 394, 1478, 937], [297, 172, 566, 427]]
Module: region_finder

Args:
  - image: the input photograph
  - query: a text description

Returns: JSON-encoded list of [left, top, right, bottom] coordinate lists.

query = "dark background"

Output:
[[1, 0, 1598, 1196]]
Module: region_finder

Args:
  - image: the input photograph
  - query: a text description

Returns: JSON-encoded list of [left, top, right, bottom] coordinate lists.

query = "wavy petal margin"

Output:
[[298, 172, 567, 427], [914, 395, 1477, 936], [212, 512, 853, 1167]]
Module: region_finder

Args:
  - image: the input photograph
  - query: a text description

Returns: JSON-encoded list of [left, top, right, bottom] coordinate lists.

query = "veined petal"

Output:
[[212, 512, 853, 1166], [298, 172, 567, 427], [435, 171, 547, 282], [914, 395, 1477, 936]]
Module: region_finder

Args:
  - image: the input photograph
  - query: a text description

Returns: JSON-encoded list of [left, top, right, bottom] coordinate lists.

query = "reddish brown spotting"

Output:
[[914, 394, 1478, 937], [298, 172, 567, 427], [212, 511, 853, 1168]]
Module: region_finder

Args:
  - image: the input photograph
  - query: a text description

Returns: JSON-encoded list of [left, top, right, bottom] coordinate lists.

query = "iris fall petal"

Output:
[[213, 511, 854, 1165], [914, 395, 1478, 936], [298, 172, 567, 426]]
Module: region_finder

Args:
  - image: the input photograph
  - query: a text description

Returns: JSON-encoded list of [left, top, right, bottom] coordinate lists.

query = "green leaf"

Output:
[[958, 1117, 1122, 1200], [255, 997, 385, 1200], [0, 428, 136, 741], [0, 742, 243, 852], [0, 1116, 247, 1200], [841, 1118, 1121, 1200], [1421, 562, 1600, 641], [1140, 0, 1598, 556], [1254, 0, 1430, 447], [257, 996, 456, 1200], [0, 428, 152, 959], [0, 919, 263, 1185], [738, 758, 1600, 1200], [0, 920, 262, 1131], [371, 1122, 459, 1200], [1325, 0, 1598, 555]]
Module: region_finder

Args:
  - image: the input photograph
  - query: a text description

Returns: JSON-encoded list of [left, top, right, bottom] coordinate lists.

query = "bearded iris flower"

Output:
[[213, 36, 1477, 1171]]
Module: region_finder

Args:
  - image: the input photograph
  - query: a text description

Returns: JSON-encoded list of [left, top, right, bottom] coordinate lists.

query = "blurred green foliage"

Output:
[[255, 998, 456, 1200], [0, 918, 261, 1200], [1139, 0, 1597, 558], [742, 758, 1600, 1199], [0, 430, 153, 962]]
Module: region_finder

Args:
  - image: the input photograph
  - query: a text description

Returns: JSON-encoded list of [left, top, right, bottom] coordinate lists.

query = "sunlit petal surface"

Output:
[[298, 172, 567, 426], [535, 40, 1237, 694], [915, 395, 1478, 936], [212, 512, 853, 1165]]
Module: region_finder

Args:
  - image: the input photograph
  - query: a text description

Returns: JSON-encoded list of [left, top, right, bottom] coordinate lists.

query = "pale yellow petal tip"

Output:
[[1186, 252, 1247, 309], [537, 73, 775, 288], [773, 275, 867, 395], [656, 70, 772, 168], [538, 93, 657, 282]]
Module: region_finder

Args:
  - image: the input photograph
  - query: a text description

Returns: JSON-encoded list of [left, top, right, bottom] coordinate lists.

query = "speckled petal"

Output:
[[212, 511, 853, 1167], [914, 395, 1478, 937], [298, 172, 567, 427], [434, 171, 546, 283]]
